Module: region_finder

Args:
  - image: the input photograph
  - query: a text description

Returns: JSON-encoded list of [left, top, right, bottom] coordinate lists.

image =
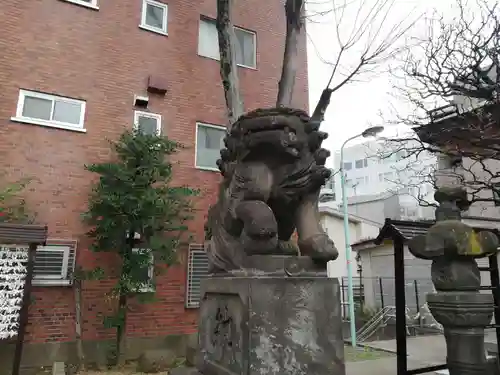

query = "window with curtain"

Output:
[[198, 18, 256, 68], [196, 123, 226, 170]]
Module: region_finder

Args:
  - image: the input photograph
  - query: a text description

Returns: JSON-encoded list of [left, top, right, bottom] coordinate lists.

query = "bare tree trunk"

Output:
[[276, 0, 304, 107], [115, 238, 133, 367], [115, 296, 127, 366], [216, 0, 244, 124]]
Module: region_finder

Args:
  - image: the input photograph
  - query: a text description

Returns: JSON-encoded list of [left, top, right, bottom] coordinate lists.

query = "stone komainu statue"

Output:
[[205, 107, 338, 273]]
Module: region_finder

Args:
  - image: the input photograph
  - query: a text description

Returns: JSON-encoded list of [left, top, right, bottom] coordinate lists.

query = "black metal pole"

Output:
[[489, 254, 500, 351], [414, 280, 421, 327], [394, 238, 407, 375], [379, 277, 385, 309], [12, 243, 36, 375]]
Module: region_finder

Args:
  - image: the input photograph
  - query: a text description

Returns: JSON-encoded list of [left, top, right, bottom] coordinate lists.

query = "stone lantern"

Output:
[[408, 187, 499, 375]]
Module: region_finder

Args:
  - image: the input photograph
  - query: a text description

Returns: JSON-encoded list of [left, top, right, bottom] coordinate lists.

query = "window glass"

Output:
[[145, 3, 165, 29], [196, 125, 226, 169], [22, 96, 52, 120]]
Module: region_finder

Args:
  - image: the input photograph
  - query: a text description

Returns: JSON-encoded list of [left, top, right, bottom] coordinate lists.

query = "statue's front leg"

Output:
[[226, 162, 278, 255], [295, 191, 338, 263], [235, 200, 278, 255]]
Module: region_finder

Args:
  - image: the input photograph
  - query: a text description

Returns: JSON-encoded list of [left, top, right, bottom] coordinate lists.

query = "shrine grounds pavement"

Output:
[[346, 331, 498, 375]]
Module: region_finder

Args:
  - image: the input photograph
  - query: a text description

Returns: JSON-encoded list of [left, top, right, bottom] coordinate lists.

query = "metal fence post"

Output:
[[379, 277, 385, 309], [414, 279, 422, 327]]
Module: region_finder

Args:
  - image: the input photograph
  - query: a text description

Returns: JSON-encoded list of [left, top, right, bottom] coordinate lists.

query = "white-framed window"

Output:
[[355, 159, 368, 169], [61, 0, 99, 10], [32, 240, 77, 286], [343, 162, 352, 171], [134, 111, 162, 135], [198, 18, 257, 69], [132, 248, 154, 293], [140, 0, 168, 35], [12, 90, 86, 132], [195, 123, 226, 171], [185, 244, 209, 308]]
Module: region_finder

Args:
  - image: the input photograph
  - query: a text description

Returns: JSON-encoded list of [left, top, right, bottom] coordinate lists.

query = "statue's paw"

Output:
[[245, 216, 278, 240], [299, 234, 338, 263], [242, 231, 278, 255], [235, 200, 278, 239], [278, 240, 300, 256]]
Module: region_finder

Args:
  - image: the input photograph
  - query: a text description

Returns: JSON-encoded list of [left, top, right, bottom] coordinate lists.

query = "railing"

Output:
[[357, 306, 396, 342], [355, 304, 441, 342]]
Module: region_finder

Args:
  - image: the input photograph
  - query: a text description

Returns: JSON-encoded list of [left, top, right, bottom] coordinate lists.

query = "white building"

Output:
[[321, 138, 438, 220], [319, 203, 382, 316], [319, 203, 381, 278]]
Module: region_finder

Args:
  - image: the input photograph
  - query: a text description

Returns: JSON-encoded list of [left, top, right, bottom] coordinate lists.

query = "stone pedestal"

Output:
[[196, 256, 345, 375], [427, 292, 494, 375]]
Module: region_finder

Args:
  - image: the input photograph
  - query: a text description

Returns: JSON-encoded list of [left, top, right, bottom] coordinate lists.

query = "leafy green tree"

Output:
[[0, 177, 35, 223], [83, 130, 197, 365]]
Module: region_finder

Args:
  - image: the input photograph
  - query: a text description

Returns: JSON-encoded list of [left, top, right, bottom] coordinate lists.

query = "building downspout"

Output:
[[74, 278, 85, 369]]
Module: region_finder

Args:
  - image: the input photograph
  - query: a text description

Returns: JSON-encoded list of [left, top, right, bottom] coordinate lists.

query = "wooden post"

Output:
[[12, 243, 36, 375]]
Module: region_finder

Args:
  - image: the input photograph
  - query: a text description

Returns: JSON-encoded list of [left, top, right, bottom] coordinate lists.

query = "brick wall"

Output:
[[0, 0, 308, 344]]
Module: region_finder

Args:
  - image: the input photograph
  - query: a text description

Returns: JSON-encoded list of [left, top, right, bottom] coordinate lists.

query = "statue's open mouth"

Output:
[[235, 114, 302, 134], [243, 128, 302, 157]]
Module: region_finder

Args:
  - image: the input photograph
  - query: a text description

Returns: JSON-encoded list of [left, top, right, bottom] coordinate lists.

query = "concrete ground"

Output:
[[347, 332, 499, 375]]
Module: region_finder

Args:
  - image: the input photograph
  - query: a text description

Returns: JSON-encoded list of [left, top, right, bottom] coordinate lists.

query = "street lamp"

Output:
[[340, 125, 384, 348]]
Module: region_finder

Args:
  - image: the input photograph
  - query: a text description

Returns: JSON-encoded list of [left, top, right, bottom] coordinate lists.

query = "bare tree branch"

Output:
[[380, 0, 500, 211], [320, 0, 419, 93]]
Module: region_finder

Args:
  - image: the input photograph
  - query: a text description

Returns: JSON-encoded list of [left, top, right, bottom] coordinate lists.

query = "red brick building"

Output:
[[0, 0, 308, 367]]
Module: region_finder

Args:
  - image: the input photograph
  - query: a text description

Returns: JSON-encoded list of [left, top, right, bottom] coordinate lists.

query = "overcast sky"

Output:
[[306, 0, 457, 164]]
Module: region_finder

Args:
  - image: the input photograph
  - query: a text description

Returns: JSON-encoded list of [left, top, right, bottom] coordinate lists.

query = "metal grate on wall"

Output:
[[185, 243, 209, 308], [33, 239, 77, 286]]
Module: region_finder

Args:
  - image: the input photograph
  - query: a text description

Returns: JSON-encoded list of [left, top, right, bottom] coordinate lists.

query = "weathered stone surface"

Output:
[[186, 333, 199, 367], [197, 261, 345, 375], [408, 187, 499, 375], [427, 292, 494, 327], [169, 367, 202, 375], [204, 107, 338, 274], [51, 362, 65, 375], [232, 255, 327, 277], [136, 349, 177, 373], [486, 355, 500, 375]]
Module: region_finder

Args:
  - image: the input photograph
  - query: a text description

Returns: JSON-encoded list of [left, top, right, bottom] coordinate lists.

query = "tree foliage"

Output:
[[0, 177, 35, 224], [83, 130, 197, 365]]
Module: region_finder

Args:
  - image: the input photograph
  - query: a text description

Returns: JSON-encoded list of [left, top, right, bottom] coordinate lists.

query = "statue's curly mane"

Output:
[[216, 107, 324, 183], [236, 107, 310, 123]]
